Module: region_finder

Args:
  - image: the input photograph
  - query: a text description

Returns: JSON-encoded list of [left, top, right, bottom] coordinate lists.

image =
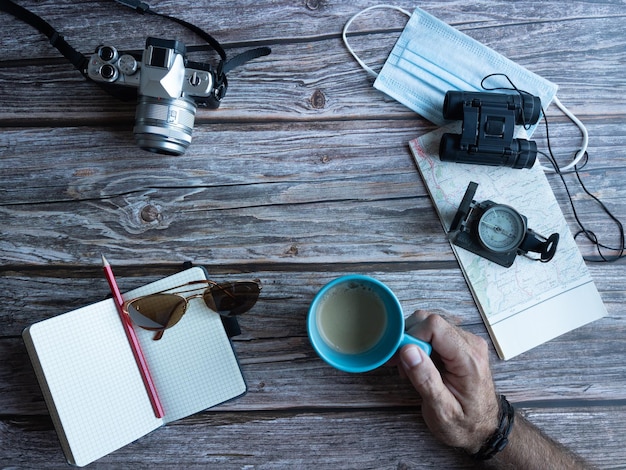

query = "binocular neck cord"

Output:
[[482, 74, 623, 262], [539, 104, 624, 263]]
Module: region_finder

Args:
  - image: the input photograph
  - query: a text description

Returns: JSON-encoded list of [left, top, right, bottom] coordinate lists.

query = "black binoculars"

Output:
[[439, 91, 542, 169]]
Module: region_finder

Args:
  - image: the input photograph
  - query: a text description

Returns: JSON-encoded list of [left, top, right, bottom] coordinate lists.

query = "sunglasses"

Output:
[[123, 279, 261, 340]]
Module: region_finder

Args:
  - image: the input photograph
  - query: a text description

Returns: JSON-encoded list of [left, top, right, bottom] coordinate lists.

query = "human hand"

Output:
[[398, 310, 500, 453]]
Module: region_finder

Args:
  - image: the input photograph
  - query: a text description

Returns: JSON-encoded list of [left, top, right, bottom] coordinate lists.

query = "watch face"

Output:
[[477, 204, 526, 253]]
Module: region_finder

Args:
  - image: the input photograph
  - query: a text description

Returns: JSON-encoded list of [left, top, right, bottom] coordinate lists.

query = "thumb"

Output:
[[399, 344, 448, 403]]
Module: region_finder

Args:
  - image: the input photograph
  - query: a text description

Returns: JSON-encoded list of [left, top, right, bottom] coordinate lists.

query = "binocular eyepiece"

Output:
[[439, 91, 542, 169]]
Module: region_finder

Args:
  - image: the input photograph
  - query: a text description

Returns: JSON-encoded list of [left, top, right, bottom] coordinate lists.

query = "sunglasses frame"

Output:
[[122, 279, 261, 340]]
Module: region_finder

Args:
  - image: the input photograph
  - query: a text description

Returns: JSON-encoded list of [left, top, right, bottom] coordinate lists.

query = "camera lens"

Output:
[[133, 96, 197, 156]]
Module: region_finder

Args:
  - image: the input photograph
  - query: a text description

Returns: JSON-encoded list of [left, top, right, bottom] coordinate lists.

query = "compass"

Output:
[[477, 204, 526, 253], [449, 182, 560, 268]]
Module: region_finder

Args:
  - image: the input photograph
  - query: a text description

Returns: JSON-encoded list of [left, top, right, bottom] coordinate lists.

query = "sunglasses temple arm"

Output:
[[153, 330, 165, 341]]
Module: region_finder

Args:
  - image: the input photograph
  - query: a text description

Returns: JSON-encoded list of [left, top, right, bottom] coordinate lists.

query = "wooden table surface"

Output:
[[1, 1, 625, 468]]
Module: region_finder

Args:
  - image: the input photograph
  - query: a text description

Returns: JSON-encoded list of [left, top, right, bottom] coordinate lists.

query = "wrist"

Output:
[[471, 395, 515, 460]]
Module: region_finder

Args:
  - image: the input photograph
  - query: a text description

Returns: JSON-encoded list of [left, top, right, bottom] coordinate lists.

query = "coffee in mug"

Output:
[[316, 282, 387, 354], [308, 275, 431, 373]]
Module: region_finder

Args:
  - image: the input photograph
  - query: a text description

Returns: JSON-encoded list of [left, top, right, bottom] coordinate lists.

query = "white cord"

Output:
[[342, 5, 411, 79], [343, 6, 588, 175], [540, 95, 589, 173]]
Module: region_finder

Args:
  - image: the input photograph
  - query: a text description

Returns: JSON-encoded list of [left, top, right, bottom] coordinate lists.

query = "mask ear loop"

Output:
[[542, 96, 589, 173], [342, 5, 411, 79]]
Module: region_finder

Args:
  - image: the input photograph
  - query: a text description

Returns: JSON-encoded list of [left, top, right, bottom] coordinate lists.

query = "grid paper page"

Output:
[[23, 267, 246, 466], [23, 300, 162, 467], [123, 267, 246, 423]]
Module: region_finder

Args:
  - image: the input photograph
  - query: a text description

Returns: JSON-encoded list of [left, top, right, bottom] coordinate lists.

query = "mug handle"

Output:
[[400, 333, 432, 356]]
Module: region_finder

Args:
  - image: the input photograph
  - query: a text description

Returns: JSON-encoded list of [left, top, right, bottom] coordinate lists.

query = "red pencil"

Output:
[[101, 255, 165, 419]]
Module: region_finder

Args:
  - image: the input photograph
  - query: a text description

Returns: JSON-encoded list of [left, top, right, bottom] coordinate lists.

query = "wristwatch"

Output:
[[449, 182, 560, 268]]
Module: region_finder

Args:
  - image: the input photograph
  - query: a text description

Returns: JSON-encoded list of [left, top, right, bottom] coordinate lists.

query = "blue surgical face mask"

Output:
[[343, 5, 587, 171]]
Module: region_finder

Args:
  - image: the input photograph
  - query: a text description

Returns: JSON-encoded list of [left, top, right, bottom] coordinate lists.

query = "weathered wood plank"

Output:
[[1, 29, 625, 123], [1, 2, 625, 122], [1, 406, 624, 469], [1, 119, 623, 264], [7, 330, 626, 415], [2, 1, 624, 61], [3, 119, 621, 203], [2, 266, 623, 337]]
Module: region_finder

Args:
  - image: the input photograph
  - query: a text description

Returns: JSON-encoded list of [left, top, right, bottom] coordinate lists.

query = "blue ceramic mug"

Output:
[[307, 275, 432, 373]]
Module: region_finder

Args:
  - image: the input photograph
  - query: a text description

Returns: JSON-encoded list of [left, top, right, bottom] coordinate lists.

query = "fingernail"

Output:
[[401, 345, 423, 369]]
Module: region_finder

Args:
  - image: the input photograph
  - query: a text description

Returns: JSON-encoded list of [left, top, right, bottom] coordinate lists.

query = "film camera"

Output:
[[88, 37, 223, 156], [449, 182, 559, 267], [439, 91, 542, 169]]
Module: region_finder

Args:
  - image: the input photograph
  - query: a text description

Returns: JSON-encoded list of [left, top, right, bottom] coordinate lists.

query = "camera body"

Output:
[[88, 37, 223, 156], [449, 182, 559, 267], [439, 91, 542, 169]]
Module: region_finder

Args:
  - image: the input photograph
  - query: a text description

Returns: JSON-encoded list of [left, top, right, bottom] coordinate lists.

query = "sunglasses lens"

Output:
[[203, 282, 260, 316], [127, 294, 186, 331]]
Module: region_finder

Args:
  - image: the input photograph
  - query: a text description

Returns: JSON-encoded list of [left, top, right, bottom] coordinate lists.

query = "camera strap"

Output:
[[113, 0, 271, 100], [0, 0, 90, 77], [1, 0, 271, 99], [116, 0, 228, 62]]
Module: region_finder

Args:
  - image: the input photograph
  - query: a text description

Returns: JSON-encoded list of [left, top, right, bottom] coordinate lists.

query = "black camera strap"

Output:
[[113, 0, 271, 99], [115, 0, 228, 62], [0, 0, 90, 77], [1, 0, 271, 99]]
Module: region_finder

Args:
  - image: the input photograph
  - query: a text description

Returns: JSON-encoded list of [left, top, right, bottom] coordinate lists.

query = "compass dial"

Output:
[[477, 204, 526, 253]]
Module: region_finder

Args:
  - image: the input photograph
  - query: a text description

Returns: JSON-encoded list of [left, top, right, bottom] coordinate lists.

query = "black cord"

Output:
[[481, 74, 625, 262], [481, 73, 535, 131], [538, 114, 625, 262]]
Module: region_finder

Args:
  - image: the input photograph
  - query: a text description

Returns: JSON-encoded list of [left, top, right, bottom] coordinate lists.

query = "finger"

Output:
[[400, 344, 454, 404], [408, 314, 482, 375], [405, 309, 431, 328], [405, 309, 438, 339], [406, 308, 461, 337]]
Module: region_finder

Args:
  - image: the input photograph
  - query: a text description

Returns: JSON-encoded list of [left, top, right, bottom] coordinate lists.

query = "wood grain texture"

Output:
[[4, 407, 626, 469], [1, 0, 624, 467]]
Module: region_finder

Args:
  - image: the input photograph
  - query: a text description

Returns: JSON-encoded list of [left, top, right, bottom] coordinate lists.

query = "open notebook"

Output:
[[23, 267, 247, 467], [409, 127, 607, 359]]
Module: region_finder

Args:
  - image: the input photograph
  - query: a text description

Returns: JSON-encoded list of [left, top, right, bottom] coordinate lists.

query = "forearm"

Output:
[[482, 411, 594, 470]]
